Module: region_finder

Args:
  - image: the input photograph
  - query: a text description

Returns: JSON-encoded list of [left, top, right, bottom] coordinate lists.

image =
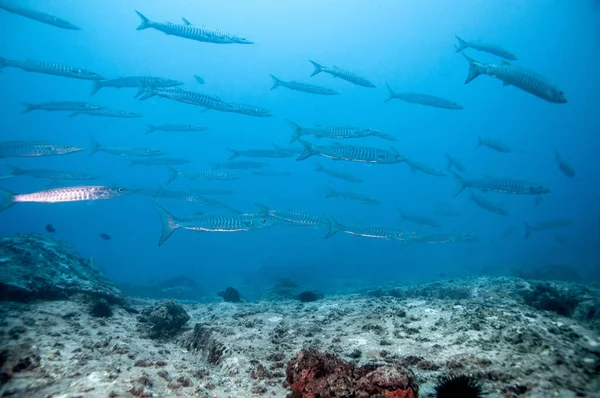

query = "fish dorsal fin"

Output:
[[182, 17, 192, 25]]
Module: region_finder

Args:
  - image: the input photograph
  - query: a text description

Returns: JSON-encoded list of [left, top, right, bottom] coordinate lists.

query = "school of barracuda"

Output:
[[0, 2, 578, 247]]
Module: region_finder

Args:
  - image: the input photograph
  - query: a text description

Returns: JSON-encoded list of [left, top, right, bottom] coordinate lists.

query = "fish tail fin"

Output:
[[296, 139, 314, 161], [167, 166, 180, 184], [90, 80, 102, 96], [19, 102, 35, 114], [384, 82, 396, 103], [145, 124, 156, 134], [450, 171, 467, 196], [461, 52, 484, 84], [309, 60, 324, 77], [135, 10, 152, 30], [89, 137, 100, 157], [137, 84, 155, 101], [155, 205, 179, 246], [194, 75, 205, 84], [324, 214, 343, 239], [455, 35, 468, 52], [286, 119, 303, 144], [269, 74, 281, 91], [524, 221, 532, 239], [445, 153, 454, 170], [0, 189, 15, 213], [227, 148, 240, 160], [314, 162, 323, 172]]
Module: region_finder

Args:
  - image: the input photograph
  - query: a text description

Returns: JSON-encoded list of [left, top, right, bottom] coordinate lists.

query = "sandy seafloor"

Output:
[[1, 277, 599, 398]]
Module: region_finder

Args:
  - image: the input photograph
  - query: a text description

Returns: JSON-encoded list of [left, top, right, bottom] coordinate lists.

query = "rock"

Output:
[[296, 290, 324, 302], [90, 298, 113, 318], [217, 287, 242, 303], [0, 233, 122, 303], [178, 323, 226, 365], [138, 300, 190, 339]]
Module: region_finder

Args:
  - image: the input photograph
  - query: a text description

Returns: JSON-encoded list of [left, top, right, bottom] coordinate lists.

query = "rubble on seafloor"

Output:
[[0, 234, 599, 397]]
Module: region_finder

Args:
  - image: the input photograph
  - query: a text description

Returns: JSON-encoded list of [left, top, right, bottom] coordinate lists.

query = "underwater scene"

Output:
[[0, 0, 599, 396]]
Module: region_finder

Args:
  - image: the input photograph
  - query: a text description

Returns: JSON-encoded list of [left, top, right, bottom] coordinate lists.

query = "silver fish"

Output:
[[477, 136, 510, 153], [445, 153, 466, 173], [269, 74, 338, 95], [180, 17, 252, 44], [0, 57, 103, 80], [89, 138, 166, 157], [90, 76, 184, 96], [455, 35, 517, 61], [402, 232, 475, 248], [524, 219, 571, 239], [20, 101, 104, 114], [555, 150, 575, 178], [452, 172, 550, 196], [214, 161, 268, 170], [337, 224, 410, 241], [0, 141, 84, 158], [297, 140, 405, 164], [228, 148, 295, 160], [139, 86, 226, 111], [384, 83, 463, 109], [287, 120, 395, 143], [220, 102, 272, 117], [0, 0, 80, 30], [167, 167, 246, 184], [254, 203, 337, 238], [398, 209, 442, 228], [309, 60, 375, 88], [146, 124, 207, 134], [155, 205, 276, 246], [469, 190, 509, 216], [0, 185, 128, 212], [405, 158, 446, 176], [70, 108, 141, 118], [461, 53, 567, 104], [314, 162, 363, 183], [325, 186, 379, 205], [4, 166, 98, 181]]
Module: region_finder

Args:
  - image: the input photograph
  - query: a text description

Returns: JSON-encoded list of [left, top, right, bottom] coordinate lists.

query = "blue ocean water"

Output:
[[0, 0, 599, 295]]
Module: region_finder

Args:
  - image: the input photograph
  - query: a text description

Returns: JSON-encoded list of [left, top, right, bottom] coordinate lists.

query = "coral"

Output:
[[296, 291, 323, 303], [434, 375, 486, 398], [285, 348, 417, 398], [0, 233, 122, 303], [520, 283, 579, 317], [217, 287, 242, 303], [138, 300, 190, 339]]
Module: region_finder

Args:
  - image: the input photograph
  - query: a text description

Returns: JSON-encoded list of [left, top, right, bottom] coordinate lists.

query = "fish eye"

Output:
[[411, 232, 417, 237], [262, 219, 267, 224], [118, 188, 124, 193], [64, 145, 70, 149], [464, 233, 469, 237]]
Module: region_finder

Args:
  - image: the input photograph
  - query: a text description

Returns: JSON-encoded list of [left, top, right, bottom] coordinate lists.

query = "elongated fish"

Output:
[[0, 141, 84, 158], [155, 205, 276, 246], [398, 209, 442, 228], [214, 161, 268, 170], [128, 158, 190, 167], [384, 83, 463, 109], [167, 167, 246, 184], [0, 57, 103, 80], [139, 87, 225, 110], [452, 172, 550, 196], [4, 166, 98, 181], [524, 219, 571, 239], [135, 11, 253, 44], [405, 158, 446, 176], [325, 186, 379, 205], [220, 102, 272, 117], [445, 153, 466, 173], [337, 224, 411, 241], [269, 75, 338, 95], [20, 101, 104, 114], [272, 143, 304, 154], [89, 138, 166, 157], [90, 76, 183, 96], [555, 150, 575, 178], [309, 60, 375, 88], [254, 203, 337, 239], [228, 148, 295, 160], [0, 1, 80, 30], [0, 185, 128, 213], [70, 108, 141, 118], [461, 53, 567, 103], [477, 136, 510, 153], [287, 120, 395, 143], [146, 124, 207, 134], [314, 162, 363, 183], [469, 190, 509, 216], [297, 140, 405, 164], [455, 35, 517, 61], [402, 232, 475, 248]]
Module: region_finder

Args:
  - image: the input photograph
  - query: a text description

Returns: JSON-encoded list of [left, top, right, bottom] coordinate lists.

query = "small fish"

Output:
[[452, 172, 550, 196], [90, 76, 183, 96], [0, 57, 103, 80], [20, 101, 104, 114], [89, 137, 166, 157], [128, 158, 190, 167], [524, 219, 571, 239], [214, 161, 269, 170], [99, 233, 111, 240], [445, 153, 466, 173], [0, 1, 80, 30], [269, 74, 338, 95], [398, 209, 442, 228], [402, 232, 475, 248], [461, 53, 567, 104], [405, 158, 446, 176], [455, 35, 517, 61], [469, 190, 509, 216], [145, 124, 207, 134], [4, 166, 98, 181], [227, 148, 295, 160], [297, 140, 405, 164], [0, 141, 84, 158], [384, 83, 463, 109], [0, 185, 128, 213], [477, 136, 511, 153], [314, 162, 363, 183], [194, 75, 205, 84], [287, 120, 395, 143], [325, 186, 379, 205], [167, 167, 246, 184], [45, 224, 56, 233], [309, 60, 375, 88], [69, 108, 141, 118], [554, 150, 575, 178]]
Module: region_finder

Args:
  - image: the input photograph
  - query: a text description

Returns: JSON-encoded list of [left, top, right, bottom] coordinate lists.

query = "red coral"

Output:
[[385, 388, 415, 398]]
